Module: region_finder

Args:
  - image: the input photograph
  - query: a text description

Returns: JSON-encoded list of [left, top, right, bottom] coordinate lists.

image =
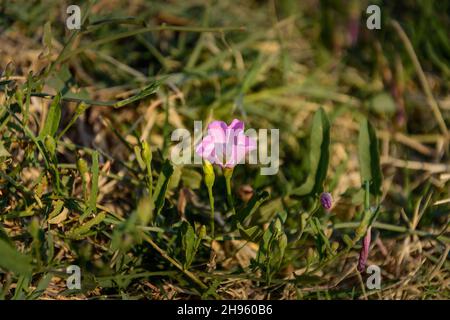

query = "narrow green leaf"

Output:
[[237, 223, 263, 242], [152, 159, 174, 217], [39, 93, 61, 139], [358, 118, 382, 195], [90, 151, 100, 211], [291, 108, 330, 196], [235, 190, 269, 225]]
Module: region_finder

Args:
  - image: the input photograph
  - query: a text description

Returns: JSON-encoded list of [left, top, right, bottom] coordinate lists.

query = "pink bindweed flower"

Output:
[[196, 119, 257, 168], [357, 227, 372, 273]]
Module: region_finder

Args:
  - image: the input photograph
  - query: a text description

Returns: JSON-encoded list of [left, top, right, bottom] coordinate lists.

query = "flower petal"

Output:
[[224, 132, 256, 167], [195, 135, 215, 159], [228, 119, 245, 131], [207, 121, 228, 144]]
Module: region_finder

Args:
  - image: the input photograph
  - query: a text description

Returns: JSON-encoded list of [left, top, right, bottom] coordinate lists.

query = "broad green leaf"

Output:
[[0, 238, 32, 275], [358, 119, 382, 195], [152, 159, 174, 217], [39, 93, 61, 139], [291, 108, 330, 196]]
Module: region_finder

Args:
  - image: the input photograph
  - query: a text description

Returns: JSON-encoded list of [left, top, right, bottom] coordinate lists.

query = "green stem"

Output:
[[224, 168, 236, 215], [295, 199, 319, 242], [207, 186, 215, 239], [202, 160, 216, 239]]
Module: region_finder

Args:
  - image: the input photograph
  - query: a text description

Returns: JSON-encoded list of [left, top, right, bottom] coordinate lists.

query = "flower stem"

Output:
[[223, 167, 236, 215], [207, 185, 215, 239], [202, 160, 216, 239]]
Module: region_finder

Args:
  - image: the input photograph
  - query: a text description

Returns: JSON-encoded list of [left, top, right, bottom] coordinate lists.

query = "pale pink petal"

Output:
[[224, 133, 256, 167], [207, 121, 228, 144], [245, 135, 257, 151], [195, 136, 215, 159], [198, 119, 256, 168]]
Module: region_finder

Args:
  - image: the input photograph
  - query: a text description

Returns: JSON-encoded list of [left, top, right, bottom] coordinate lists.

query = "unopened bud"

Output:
[[203, 160, 215, 189], [141, 141, 152, 164], [320, 192, 333, 211], [199, 225, 207, 239], [44, 135, 56, 156], [76, 157, 89, 176]]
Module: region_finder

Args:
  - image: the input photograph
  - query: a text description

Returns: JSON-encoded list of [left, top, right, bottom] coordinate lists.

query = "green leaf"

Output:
[[28, 273, 52, 300], [80, 151, 99, 221], [152, 159, 174, 217], [358, 118, 382, 195], [88, 151, 99, 215], [310, 217, 332, 259], [46, 66, 71, 93], [134, 145, 146, 170], [113, 81, 161, 108], [291, 108, 330, 196], [0, 238, 32, 275], [181, 167, 202, 190], [0, 141, 10, 157], [68, 212, 106, 239], [368, 93, 396, 116], [137, 195, 154, 226], [237, 223, 263, 242], [234, 190, 269, 225], [181, 221, 198, 269], [0, 223, 13, 245], [39, 93, 61, 139], [40, 21, 53, 62]]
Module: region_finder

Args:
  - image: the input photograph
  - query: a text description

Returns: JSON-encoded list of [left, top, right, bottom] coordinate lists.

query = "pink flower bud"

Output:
[[320, 192, 333, 211]]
